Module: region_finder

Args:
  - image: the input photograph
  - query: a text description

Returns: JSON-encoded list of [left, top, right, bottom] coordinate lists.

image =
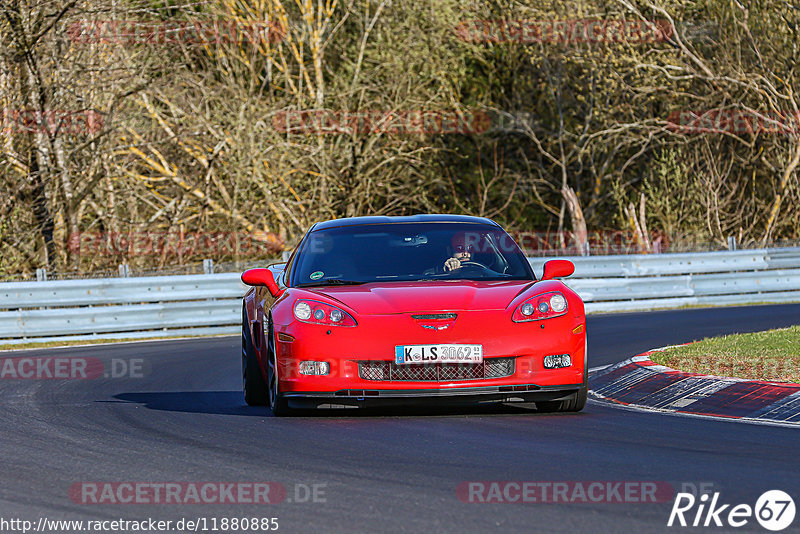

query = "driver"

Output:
[[443, 233, 478, 272]]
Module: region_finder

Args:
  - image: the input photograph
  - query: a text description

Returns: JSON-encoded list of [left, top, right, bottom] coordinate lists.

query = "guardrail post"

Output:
[[36, 268, 47, 281], [118, 264, 130, 278], [727, 236, 737, 251], [282, 250, 291, 262], [203, 259, 214, 274]]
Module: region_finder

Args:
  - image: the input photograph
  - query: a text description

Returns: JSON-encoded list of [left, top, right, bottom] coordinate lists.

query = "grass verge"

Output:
[[650, 325, 800, 383]]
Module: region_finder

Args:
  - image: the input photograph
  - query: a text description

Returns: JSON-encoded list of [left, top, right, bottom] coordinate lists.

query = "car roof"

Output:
[[312, 214, 501, 231]]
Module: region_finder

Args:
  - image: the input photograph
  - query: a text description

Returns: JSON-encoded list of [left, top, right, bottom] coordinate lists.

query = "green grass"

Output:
[[650, 325, 800, 383]]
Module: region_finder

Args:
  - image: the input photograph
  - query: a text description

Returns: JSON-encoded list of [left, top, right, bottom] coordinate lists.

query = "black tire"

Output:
[[536, 363, 589, 413], [242, 306, 268, 406], [535, 385, 587, 413], [265, 317, 293, 417]]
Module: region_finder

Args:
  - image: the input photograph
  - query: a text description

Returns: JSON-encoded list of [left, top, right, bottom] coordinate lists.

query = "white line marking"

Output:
[[587, 396, 800, 429], [649, 344, 689, 352], [0, 334, 236, 354]]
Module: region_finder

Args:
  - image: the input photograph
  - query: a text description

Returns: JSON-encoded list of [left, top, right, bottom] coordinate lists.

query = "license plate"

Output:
[[394, 344, 483, 365]]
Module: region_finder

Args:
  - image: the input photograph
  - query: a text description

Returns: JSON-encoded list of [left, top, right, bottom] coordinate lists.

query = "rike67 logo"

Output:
[[668, 490, 795, 531]]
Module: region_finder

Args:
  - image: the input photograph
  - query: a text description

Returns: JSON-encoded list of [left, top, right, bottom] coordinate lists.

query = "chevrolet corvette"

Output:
[[240, 215, 586, 416]]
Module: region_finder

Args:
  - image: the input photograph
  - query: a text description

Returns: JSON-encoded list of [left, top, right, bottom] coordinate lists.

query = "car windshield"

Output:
[[291, 222, 534, 286]]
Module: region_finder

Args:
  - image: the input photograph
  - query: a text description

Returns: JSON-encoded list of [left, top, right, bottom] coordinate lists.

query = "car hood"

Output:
[[304, 280, 535, 315]]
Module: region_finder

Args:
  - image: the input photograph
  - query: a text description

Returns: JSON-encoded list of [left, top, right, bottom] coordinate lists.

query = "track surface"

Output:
[[2, 304, 800, 533]]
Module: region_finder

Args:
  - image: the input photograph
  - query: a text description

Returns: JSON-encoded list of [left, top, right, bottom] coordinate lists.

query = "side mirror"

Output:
[[241, 268, 282, 297], [541, 259, 575, 280]]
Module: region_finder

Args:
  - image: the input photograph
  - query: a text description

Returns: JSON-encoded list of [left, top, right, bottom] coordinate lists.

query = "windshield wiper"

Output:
[[296, 279, 365, 287]]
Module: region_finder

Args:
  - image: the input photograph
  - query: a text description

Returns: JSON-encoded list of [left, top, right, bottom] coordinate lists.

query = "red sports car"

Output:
[[240, 215, 586, 416]]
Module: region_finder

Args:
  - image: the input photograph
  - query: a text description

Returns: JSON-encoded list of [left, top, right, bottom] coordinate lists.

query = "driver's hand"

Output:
[[444, 258, 461, 272]]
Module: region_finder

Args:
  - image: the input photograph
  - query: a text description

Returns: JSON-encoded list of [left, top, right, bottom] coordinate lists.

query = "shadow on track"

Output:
[[111, 391, 590, 418]]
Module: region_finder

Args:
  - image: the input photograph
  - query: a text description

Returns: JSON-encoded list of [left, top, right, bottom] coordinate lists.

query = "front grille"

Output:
[[358, 357, 515, 382]]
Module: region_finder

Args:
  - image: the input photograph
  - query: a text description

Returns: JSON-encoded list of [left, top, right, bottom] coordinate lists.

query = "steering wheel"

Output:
[[450, 261, 491, 273]]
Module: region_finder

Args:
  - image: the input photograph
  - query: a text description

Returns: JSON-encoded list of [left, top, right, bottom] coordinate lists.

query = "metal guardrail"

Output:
[[529, 247, 800, 313], [0, 274, 247, 344], [0, 273, 244, 308], [1, 248, 799, 344]]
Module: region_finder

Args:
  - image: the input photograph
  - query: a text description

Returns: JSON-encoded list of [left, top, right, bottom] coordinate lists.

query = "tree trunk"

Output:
[[561, 186, 588, 256], [28, 145, 56, 270], [761, 140, 800, 246]]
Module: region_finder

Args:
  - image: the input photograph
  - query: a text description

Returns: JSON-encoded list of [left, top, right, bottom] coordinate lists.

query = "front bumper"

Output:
[[270, 309, 587, 401], [283, 383, 585, 409]]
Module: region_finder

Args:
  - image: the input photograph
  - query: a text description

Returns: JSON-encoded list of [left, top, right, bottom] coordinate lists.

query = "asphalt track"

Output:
[[2, 304, 800, 534]]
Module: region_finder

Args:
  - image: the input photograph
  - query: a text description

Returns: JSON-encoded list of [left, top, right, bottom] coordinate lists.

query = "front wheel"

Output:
[[265, 319, 293, 417], [535, 385, 587, 413], [242, 307, 268, 406], [536, 353, 589, 413]]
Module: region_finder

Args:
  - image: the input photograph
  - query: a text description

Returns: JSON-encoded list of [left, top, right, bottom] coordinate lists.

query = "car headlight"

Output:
[[512, 291, 569, 322], [294, 301, 312, 320], [550, 293, 567, 313], [293, 299, 357, 327]]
